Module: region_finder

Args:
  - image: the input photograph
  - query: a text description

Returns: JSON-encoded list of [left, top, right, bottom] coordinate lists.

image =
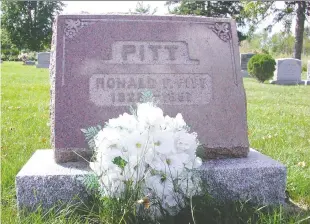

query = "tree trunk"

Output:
[[206, 1, 211, 17], [294, 1, 306, 60]]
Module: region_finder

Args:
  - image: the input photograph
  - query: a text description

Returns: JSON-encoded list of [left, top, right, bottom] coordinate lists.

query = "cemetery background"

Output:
[[1, 1, 310, 223]]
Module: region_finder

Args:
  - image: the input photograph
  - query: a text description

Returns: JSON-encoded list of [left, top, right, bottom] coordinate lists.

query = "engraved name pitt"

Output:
[[89, 41, 211, 106], [103, 41, 199, 64]]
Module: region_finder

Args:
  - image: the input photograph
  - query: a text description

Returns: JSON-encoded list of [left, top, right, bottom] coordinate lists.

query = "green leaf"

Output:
[[140, 90, 155, 103], [81, 174, 100, 192], [81, 125, 102, 149], [112, 156, 127, 169]]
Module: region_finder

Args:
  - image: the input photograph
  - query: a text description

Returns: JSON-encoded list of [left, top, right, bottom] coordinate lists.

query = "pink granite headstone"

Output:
[[50, 15, 249, 163]]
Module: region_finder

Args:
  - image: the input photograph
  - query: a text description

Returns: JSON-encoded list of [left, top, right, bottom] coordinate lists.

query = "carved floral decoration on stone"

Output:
[[64, 19, 82, 39], [209, 22, 231, 42]]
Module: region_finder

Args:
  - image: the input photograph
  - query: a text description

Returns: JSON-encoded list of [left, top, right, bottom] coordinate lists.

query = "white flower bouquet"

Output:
[[82, 92, 203, 219]]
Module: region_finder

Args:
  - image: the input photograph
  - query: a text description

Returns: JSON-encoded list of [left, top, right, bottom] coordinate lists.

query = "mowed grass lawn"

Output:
[[1, 62, 310, 223]]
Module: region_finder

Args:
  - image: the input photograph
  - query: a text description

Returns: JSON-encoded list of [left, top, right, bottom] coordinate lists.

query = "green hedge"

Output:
[[248, 54, 276, 83]]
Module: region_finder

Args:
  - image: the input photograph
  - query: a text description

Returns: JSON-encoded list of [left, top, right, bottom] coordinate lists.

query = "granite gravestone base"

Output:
[[16, 150, 91, 212], [16, 14, 287, 213], [270, 80, 307, 85], [270, 81, 307, 85], [16, 149, 286, 212]]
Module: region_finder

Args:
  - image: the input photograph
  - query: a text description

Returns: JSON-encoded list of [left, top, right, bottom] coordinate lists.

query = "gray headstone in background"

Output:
[[307, 61, 310, 80], [36, 52, 50, 68], [24, 61, 35, 65], [270, 58, 305, 85], [305, 61, 310, 85], [240, 53, 255, 77]]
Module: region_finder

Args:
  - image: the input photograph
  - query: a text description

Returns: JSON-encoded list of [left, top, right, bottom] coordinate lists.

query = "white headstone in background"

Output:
[[240, 53, 255, 77], [36, 52, 50, 68], [270, 58, 305, 85], [306, 60, 310, 85]]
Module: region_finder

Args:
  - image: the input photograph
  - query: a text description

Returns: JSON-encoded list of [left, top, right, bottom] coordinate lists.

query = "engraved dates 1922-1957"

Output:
[[89, 74, 212, 106]]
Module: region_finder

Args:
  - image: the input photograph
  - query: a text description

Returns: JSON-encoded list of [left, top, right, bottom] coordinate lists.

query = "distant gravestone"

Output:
[[306, 61, 310, 85], [308, 61, 310, 78], [16, 15, 286, 212], [36, 52, 50, 68], [24, 61, 35, 65], [270, 58, 304, 85], [240, 53, 255, 77]]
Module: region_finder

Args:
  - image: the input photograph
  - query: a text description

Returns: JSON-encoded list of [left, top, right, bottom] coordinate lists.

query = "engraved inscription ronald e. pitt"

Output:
[[89, 41, 211, 106]]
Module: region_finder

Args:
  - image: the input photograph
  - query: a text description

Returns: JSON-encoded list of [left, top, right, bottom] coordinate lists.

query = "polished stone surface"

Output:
[[50, 15, 249, 162]]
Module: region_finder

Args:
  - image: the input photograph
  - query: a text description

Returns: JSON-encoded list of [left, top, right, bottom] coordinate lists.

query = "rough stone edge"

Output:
[[198, 149, 287, 205], [270, 80, 306, 85], [50, 17, 57, 151], [57, 13, 234, 23], [16, 150, 92, 213], [198, 146, 249, 159], [16, 175, 90, 213]]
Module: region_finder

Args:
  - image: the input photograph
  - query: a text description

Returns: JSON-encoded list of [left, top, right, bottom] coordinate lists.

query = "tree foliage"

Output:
[[166, 0, 247, 43], [1, 28, 19, 61], [1, 0, 64, 51], [242, 1, 310, 59], [241, 25, 310, 59], [129, 1, 157, 15]]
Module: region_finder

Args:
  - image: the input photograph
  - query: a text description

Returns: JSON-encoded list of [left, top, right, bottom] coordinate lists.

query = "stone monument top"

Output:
[[50, 14, 249, 163]]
